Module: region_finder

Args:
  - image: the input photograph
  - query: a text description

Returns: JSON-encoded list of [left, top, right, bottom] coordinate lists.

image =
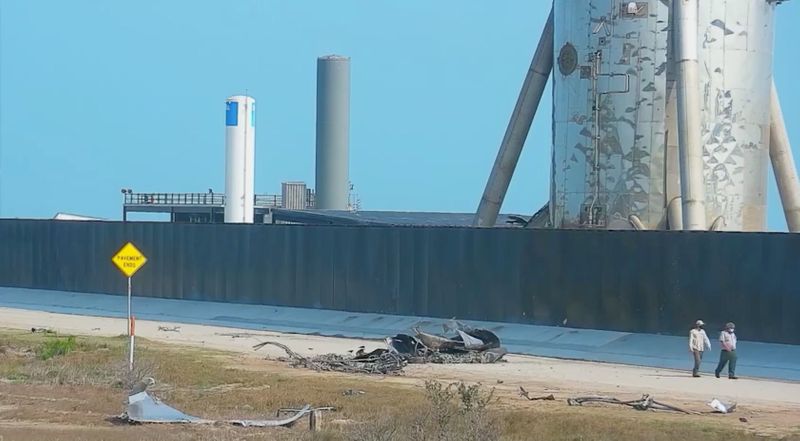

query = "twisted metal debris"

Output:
[[518, 387, 555, 401], [567, 394, 696, 415], [253, 341, 408, 375], [253, 324, 508, 375], [414, 348, 508, 365], [122, 388, 317, 427]]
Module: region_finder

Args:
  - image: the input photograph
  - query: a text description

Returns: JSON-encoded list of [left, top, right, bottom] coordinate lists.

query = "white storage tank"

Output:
[[224, 95, 256, 223]]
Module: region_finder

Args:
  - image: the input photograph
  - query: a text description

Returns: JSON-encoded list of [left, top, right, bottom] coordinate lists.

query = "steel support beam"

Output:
[[473, 9, 554, 227], [769, 81, 800, 232]]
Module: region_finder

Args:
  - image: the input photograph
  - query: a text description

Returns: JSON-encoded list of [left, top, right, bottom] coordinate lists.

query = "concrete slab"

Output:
[[1, 287, 798, 381]]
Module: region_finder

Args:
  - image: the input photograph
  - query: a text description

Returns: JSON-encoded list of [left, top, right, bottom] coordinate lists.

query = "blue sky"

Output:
[[1, 1, 798, 230]]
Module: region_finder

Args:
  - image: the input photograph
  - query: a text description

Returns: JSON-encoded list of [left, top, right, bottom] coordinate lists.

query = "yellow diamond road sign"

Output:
[[112, 242, 148, 278]]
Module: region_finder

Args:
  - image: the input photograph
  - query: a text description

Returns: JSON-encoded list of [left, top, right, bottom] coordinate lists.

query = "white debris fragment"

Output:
[[708, 398, 737, 414]]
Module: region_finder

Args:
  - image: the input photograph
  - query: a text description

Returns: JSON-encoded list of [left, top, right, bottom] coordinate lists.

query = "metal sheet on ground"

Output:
[[125, 391, 311, 427]]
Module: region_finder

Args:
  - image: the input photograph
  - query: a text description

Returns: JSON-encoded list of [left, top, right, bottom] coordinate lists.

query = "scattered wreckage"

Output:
[[707, 398, 737, 414], [566, 394, 697, 415], [120, 380, 330, 429], [253, 341, 408, 375], [254, 321, 508, 375], [538, 391, 736, 417], [518, 387, 555, 401]]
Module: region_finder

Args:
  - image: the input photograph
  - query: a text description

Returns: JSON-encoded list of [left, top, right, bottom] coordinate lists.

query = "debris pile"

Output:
[[518, 387, 555, 401], [254, 321, 508, 375], [254, 341, 407, 375], [30, 327, 55, 334], [157, 325, 181, 332], [392, 323, 508, 364]]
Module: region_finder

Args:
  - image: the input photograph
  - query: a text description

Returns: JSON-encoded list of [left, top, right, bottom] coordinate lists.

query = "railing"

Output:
[[124, 193, 225, 206], [254, 194, 282, 208], [124, 192, 313, 209]]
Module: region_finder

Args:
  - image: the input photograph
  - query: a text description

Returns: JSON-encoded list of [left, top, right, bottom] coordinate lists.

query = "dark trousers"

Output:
[[715, 350, 737, 377], [692, 350, 704, 375]]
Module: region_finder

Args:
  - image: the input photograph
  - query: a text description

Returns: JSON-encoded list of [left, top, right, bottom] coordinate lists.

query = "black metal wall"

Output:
[[0, 219, 798, 344]]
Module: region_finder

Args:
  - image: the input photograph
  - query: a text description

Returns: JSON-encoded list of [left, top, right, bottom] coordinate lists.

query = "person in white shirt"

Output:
[[715, 322, 738, 379], [689, 320, 711, 377]]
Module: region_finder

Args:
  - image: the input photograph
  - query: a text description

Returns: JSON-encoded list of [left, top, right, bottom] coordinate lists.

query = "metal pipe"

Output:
[[769, 81, 800, 232], [589, 51, 602, 226], [628, 215, 647, 231], [589, 69, 630, 226], [473, 8, 554, 227], [667, 197, 683, 231], [674, 0, 706, 230]]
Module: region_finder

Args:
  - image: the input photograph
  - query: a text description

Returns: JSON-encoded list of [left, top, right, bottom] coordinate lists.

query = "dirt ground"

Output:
[[1, 307, 799, 440]]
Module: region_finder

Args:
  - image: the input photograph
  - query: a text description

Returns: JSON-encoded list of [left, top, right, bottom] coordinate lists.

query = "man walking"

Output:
[[715, 322, 738, 379], [689, 320, 711, 377]]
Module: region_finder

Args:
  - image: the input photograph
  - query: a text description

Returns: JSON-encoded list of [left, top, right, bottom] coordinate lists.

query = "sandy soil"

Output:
[[2, 306, 799, 437]]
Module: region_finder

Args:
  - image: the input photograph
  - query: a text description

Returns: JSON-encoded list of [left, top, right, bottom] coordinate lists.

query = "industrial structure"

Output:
[[123, 56, 356, 224], [315, 55, 351, 211], [121, 1, 798, 233], [475, 0, 798, 232], [4, 218, 800, 345], [120, 54, 512, 226], [5, 2, 800, 356], [224, 95, 256, 223]]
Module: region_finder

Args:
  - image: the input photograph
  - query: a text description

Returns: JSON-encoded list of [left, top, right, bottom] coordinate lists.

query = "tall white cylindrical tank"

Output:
[[696, 1, 775, 231], [224, 95, 256, 223], [551, 0, 671, 229], [315, 55, 351, 211]]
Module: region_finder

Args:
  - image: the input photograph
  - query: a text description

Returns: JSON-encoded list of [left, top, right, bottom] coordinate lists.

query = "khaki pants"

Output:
[[692, 350, 703, 375]]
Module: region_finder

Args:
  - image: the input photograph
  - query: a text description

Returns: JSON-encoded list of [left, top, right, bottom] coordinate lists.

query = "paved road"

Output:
[[0, 286, 798, 381]]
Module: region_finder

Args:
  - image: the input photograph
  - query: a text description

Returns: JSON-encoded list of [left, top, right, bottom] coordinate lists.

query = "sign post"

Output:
[[112, 242, 148, 371]]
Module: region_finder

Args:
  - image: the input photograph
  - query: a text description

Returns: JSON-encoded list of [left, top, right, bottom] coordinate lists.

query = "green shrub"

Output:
[[38, 336, 77, 360]]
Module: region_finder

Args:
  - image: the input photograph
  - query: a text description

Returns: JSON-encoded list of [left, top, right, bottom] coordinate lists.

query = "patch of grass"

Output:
[[497, 409, 766, 441], [37, 336, 77, 360], [0, 331, 137, 386]]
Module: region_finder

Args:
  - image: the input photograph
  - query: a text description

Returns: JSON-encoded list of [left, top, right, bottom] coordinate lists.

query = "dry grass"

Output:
[[497, 409, 786, 441], [0, 329, 790, 441], [346, 380, 499, 441]]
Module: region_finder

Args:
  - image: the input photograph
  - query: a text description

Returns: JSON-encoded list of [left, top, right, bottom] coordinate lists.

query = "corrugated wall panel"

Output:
[[0, 219, 798, 344]]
